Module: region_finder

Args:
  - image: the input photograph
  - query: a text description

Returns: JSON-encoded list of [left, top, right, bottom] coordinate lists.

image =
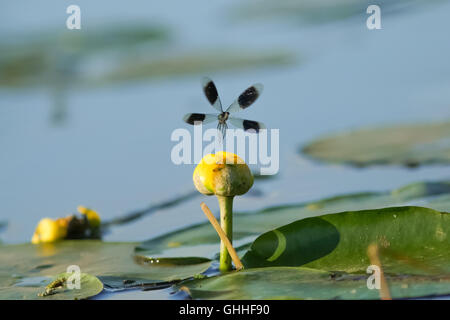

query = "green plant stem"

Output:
[[217, 195, 234, 272]]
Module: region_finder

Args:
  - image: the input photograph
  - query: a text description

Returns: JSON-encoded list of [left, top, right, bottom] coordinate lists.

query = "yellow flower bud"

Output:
[[193, 152, 254, 197], [193, 151, 253, 272], [31, 218, 68, 244], [77, 206, 101, 228]]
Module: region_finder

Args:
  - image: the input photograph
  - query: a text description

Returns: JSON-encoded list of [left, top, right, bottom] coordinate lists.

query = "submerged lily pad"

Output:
[[137, 180, 450, 259], [0, 241, 211, 298], [242, 206, 450, 275], [178, 267, 450, 300], [301, 121, 450, 167]]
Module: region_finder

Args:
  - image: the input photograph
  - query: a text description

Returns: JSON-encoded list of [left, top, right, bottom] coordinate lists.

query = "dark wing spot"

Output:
[[243, 120, 261, 132], [238, 86, 260, 108], [185, 113, 206, 124], [203, 81, 219, 105]]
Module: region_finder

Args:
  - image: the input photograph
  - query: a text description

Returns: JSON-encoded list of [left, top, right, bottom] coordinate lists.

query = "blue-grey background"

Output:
[[1, 0, 449, 244]]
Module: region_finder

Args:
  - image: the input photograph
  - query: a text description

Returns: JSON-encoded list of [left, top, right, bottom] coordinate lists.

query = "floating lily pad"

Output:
[[427, 194, 450, 212], [137, 180, 450, 259], [38, 272, 103, 300], [131, 256, 212, 282], [93, 51, 293, 85], [232, 0, 440, 25], [301, 122, 450, 167], [0, 221, 6, 239], [242, 206, 450, 275], [0, 241, 211, 298], [0, 25, 169, 87], [0, 272, 103, 300], [178, 267, 450, 300], [97, 276, 173, 291], [1, 27, 293, 88], [178, 205, 450, 300]]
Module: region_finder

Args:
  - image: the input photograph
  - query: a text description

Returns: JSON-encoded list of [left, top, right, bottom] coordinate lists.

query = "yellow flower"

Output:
[[31, 218, 68, 244], [193, 151, 253, 197], [77, 206, 101, 228], [193, 152, 253, 272]]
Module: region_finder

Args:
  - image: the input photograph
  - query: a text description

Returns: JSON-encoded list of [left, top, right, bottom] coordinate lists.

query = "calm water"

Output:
[[1, 0, 450, 247]]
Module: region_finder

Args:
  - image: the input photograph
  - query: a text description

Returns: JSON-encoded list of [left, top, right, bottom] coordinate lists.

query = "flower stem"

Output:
[[217, 195, 234, 272]]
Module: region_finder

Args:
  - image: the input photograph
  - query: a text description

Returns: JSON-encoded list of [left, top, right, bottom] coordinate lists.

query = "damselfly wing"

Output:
[[183, 77, 265, 138]]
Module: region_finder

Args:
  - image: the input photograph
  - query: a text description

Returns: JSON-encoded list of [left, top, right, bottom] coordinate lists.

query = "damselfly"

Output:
[[183, 77, 265, 138]]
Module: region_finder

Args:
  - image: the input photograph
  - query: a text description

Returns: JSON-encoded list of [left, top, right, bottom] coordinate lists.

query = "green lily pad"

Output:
[[39, 272, 103, 300], [0, 25, 169, 87], [96, 276, 173, 291], [232, 0, 441, 25], [93, 51, 293, 85], [0, 272, 103, 300], [0, 221, 6, 242], [178, 267, 450, 300], [137, 180, 450, 259], [242, 206, 450, 275], [1, 30, 293, 89], [301, 122, 450, 167], [0, 241, 211, 298], [131, 256, 212, 282]]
